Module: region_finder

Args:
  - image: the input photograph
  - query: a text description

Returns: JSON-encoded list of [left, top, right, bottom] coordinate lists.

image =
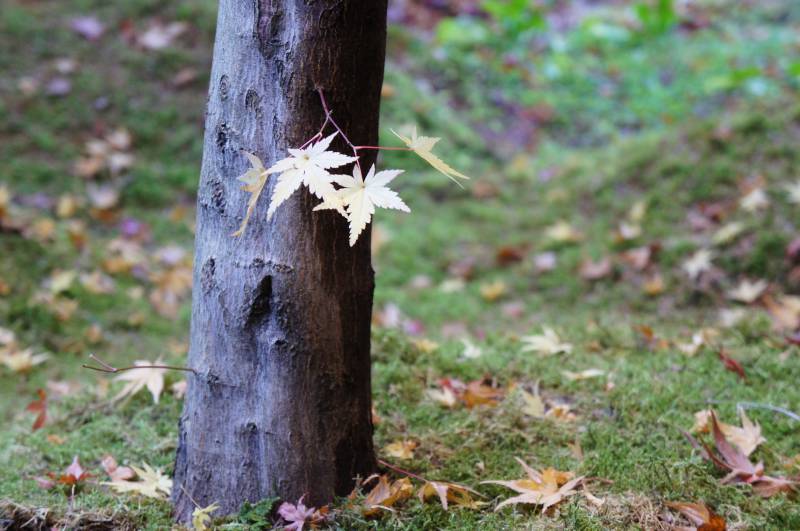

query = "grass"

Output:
[[1, 0, 799, 529]]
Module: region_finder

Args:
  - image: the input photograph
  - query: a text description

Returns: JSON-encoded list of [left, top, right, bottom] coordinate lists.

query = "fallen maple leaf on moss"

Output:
[[192, 502, 220, 531], [382, 440, 418, 460], [665, 501, 726, 531], [685, 410, 795, 497], [362, 475, 414, 517], [520, 327, 573, 356], [482, 459, 584, 512], [278, 496, 328, 530], [418, 480, 484, 510], [25, 389, 47, 431], [103, 463, 171, 499], [692, 408, 765, 456]]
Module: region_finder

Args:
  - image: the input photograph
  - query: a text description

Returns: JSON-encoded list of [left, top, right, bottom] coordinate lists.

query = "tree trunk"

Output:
[[172, 0, 387, 521]]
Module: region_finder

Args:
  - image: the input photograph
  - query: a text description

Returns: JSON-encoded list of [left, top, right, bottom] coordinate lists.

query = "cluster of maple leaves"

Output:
[[233, 121, 469, 245]]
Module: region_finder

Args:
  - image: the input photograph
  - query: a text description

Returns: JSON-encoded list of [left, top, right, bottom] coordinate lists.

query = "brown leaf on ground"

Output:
[[362, 475, 414, 517], [685, 410, 796, 497], [25, 389, 47, 431], [382, 440, 418, 460], [101, 455, 135, 482], [692, 409, 765, 456], [462, 378, 504, 408], [717, 349, 746, 380], [665, 501, 726, 531], [482, 459, 584, 512], [579, 257, 613, 281], [42, 456, 91, 488]]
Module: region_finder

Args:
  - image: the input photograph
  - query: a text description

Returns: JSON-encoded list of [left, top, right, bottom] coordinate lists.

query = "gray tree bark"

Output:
[[172, 0, 387, 521]]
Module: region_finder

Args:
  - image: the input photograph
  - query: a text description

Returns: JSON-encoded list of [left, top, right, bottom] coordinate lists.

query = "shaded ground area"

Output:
[[1, 0, 799, 529]]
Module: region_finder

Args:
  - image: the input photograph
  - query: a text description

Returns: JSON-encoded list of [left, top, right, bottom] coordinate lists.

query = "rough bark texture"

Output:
[[172, 0, 387, 521]]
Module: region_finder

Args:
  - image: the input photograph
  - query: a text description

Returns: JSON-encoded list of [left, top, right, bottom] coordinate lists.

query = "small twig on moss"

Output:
[[82, 353, 196, 375]]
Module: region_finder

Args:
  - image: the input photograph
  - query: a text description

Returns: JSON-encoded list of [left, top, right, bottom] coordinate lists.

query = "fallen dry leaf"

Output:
[[482, 459, 584, 512], [717, 349, 746, 380], [579, 257, 613, 281], [562, 368, 605, 381], [545, 220, 583, 243], [665, 501, 726, 531], [383, 440, 418, 460], [685, 410, 795, 497], [192, 502, 220, 531], [480, 280, 507, 301], [683, 249, 713, 280], [103, 463, 172, 499], [520, 327, 572, 356], [25, 389, 47, 431], [727, 279, 768, 304], [692, 409, 765, 456], [362, 475, 414, 517], [101, 455, 135, 482], [278, 496, 328, 530], [418, 480, 484, 510]]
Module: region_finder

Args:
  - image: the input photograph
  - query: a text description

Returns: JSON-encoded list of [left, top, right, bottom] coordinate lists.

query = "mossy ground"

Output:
[[1, 0, 799, 529]]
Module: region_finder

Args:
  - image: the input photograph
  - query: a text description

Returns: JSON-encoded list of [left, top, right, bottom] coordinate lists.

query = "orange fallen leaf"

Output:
[[666, 501, 726, 531], [362, 475, 413, 517]]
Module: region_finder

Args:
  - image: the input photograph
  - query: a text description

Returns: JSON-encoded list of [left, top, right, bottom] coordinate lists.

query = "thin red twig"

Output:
[[377, 458, 428, 483], [352, 145, 411, 152], [316, 88, 363, 173]]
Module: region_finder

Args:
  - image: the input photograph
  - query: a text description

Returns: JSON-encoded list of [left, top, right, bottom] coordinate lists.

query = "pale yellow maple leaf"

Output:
[[315, 164, 408, 246], [391, 127, 470, 185], [103, 463, 172, 499], [267, 133, 357, 220], [233, 151, 270, 237], [739, 187, 769, 212], [192, 502, 220, 531], [544, 220, 583, 243], [713, 221, 745, 245], [411, 338, 439, 354], [382, 440, 418, 460], [518, 389, 545, 418], [682, 249, 713, 280], [727, 279, 768, 304], [785, 180, 800, 204], [482, 459, 583, 512], [418, 480, 484, 510], [520, 327, 572, 356], [479, 280, 507, 301], [363, 475, 413, 517], [692, 408, 766, 457], [0, 348, 49, 373], [426, 387, 458, 408], [562, 368, 605, 381], [113, 360, 166, 404]]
